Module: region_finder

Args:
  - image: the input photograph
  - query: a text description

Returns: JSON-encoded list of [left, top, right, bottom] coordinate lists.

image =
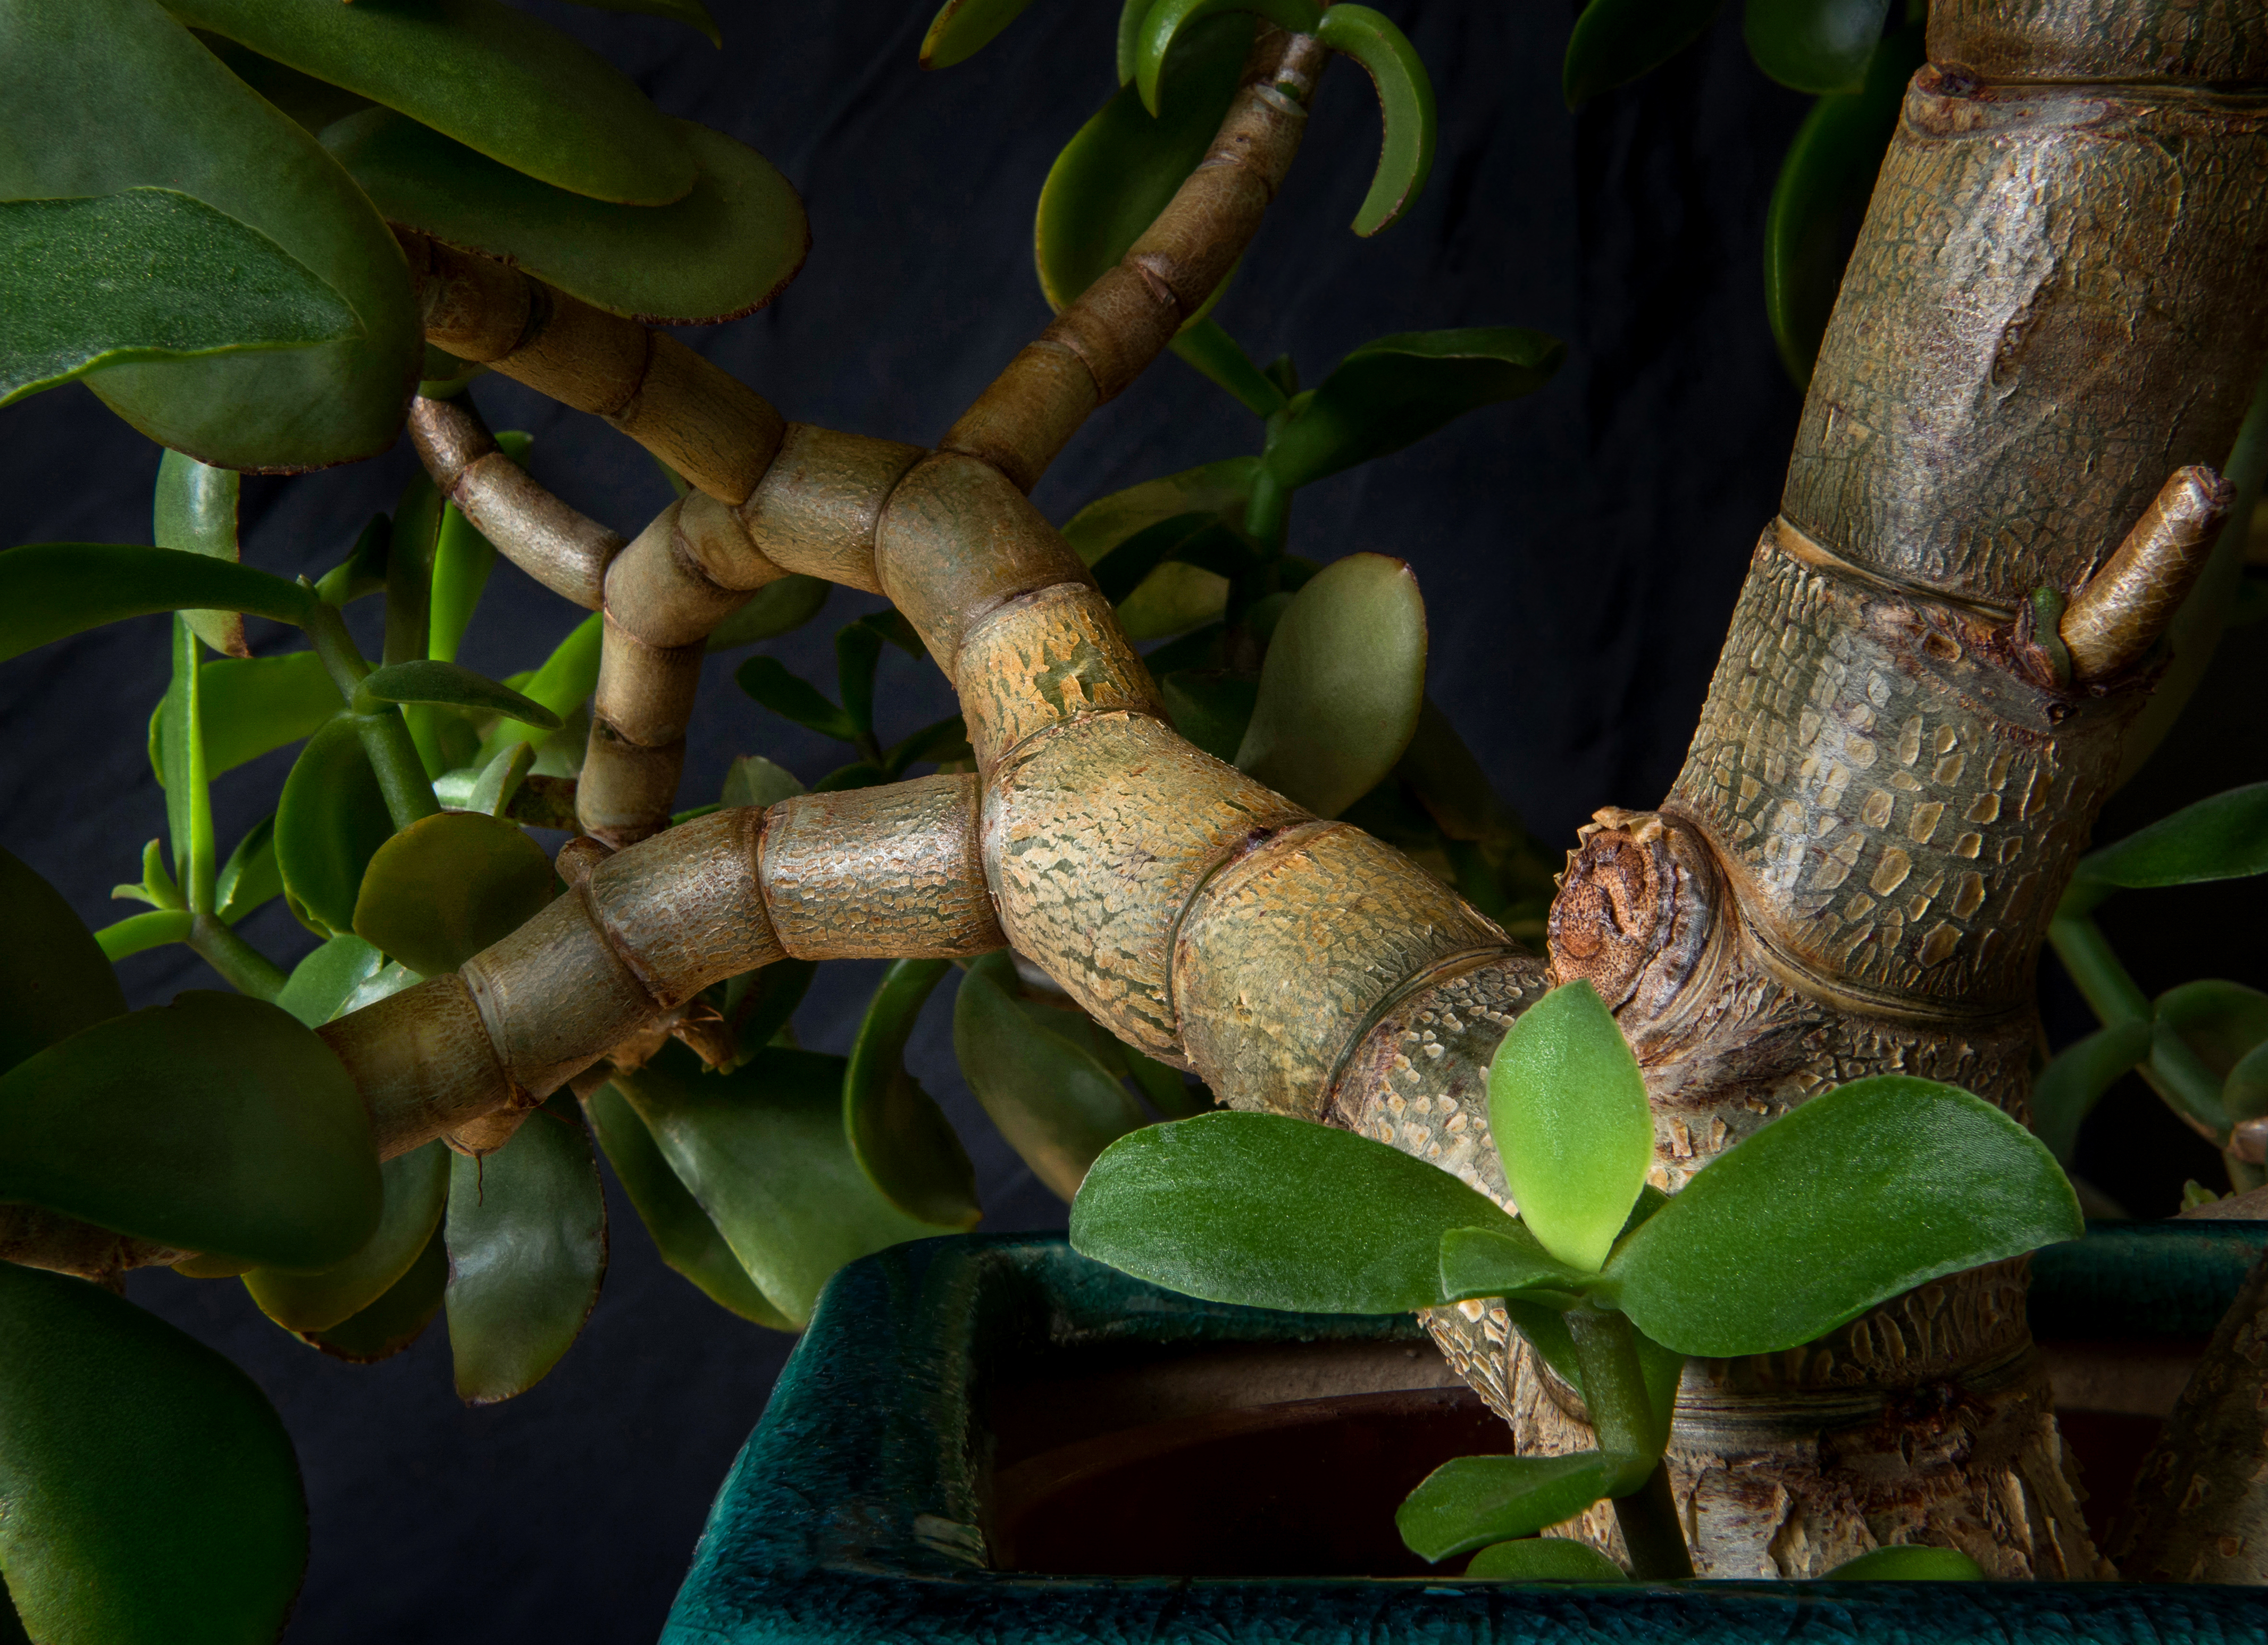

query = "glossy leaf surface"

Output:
[[1397, 1451, 1616, 1563], [329, 113, 807, 324], [844, 959, 982, 1228], [1745, 0, 1891, 92], [2154, 980, 2268, 1122], [1266, 329, 1563, 490], [921, 0, 1042, 69], [0, 991, 380, 1269], [1035, 13, 1254, 312], [244, 1142, 449, 1333], [1235, 553, 1426, 818], [1160, 670, 1259, 763], [735, 655, 859, 742], [0, 1263, 306, 1645], [1120, 560, 1232, 639], [1061, 457, 1260, 566], [357, 659, 560, 729], [1132, 0, 1321, 115], [1, 188, 359, 418], [275, 715, 395, 938], [1488, 980, 1653, 1273], [1600, 1077, 2083, 1357], [273, 934, 388, 1029], [296, 1223, 446, 1364], [952, 951, 1149, 1201], [169, 0, 696, 205], [152, 650, 338, 782], [153, 449, 247, 658], [482, 612, 604, 757], [721, 753, 807, 811], [1070, 1110, 1516, 1313], [1563, 0, 1723, 105], [0, 543, 313, 662], [1763, 20, 1922, 387], [352, 810, 554, 977], [2032, 1018, 2154, 1163], [2071, 782, 2268, 895], [706, 574, 831, 652], [1, 0, 421, 468], [1465, 1538, 1628, 1581], [1438, 1224, 1591, 1304], [0, 846, 127, 1078], [585, 1081, 791, 1329], [610, 1045, 941, 1326], [444, 1092, 608, 1404], [1310, 5, 1435, 234], [214, 813, 282, 924], [1823, 1545, 1984, 1580]]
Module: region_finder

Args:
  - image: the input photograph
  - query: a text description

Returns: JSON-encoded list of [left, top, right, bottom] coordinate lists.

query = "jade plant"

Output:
[[1071, 979, 2083, 1580], [3, 0, 2268, 1635]]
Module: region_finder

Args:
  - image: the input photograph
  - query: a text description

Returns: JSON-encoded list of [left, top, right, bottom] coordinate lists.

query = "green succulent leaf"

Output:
[[1439, 1224, 1593, 1305], [1599, 1076, 2083, 1357], [1120, 560, 1233, 640], [706, 575, 832, 652], [920, 0, 1043, 70], [735, 655, 860, 743], [351, 810, 554, 977], [884, 715, 974, 777], [150, 650, 341, 784], [835, 620, 885, 744], [1235, 553, 1426, 819], [2, 0, 422, 469], [443, 1090, 608, 1404], [1159, 669, 1260, 763], [0, 991, 380, 1270], [2031, 1018, 2154, 1163], [1093, 514, 1251, 609], [294, 1222, 447, 1364], [94, 910, 195, 963], [1133, 0, 1323, 116], [1310, 4, 1436, 235], [843, 959, 982, 1229], [356, 659, 561, 729], [480, 612, 604, 759], [153, 449, 248, 658], [721, 753, 807, 811], [1035, 12, 1255, 312], [1464, 1538, 1629, 1581], [1062, 458, 1262, 566], [1487, 980, 1654, 1274], [1763, 20, 1923, 387], [1822, 1545, 1985, 1580], [952, 951, 1150, 1201], [274, 715, 396, 938], [0, 1262, 307, 1645], [0, 543, 315, 662], [1745, 0, 1892, 93], [584, 1081, 792, 1329], [2229, 1038, 2268, 1126], [1168, 318, 1290, 417], [166, 0, 695, 206], [1396, 1451, 1618, 1563], [214, 813, 283, 924], [1070, 1109, 1517, 1313], [2153, 980, 2268, 1133], [1562, 0, 1725, 106], [609, 1043, 942, 1327], [2069, 783, 2268, 903], [0, 188, 362, 423], [244, 1142, 449, 1334], [0, 846, 128, 1079], [1266, 329, 1563, 491], [273, 934, 389, 1028], [556, 0, 720, 46], [328, 113, 805, 325]]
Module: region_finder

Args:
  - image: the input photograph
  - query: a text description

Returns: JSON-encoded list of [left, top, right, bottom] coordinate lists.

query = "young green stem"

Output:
[[1243, 465, 1290, 555], [187, 913, 287, 1002], [305, 598, 442, 830], [2051, 912, 2228, 1142], [1566, 1305, 1693, 1581]]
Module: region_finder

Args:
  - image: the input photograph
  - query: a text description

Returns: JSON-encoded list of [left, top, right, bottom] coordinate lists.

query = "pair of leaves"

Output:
[[3, 0, 422, 468], [445, 1090, 609, 1403], [1070, 1063, 2081, 1358], [2064, 781, 2268, 914], [952, 951, 1156, 1201], [2033, 981, 2268, 1158], [843, 959, 982, 1229]]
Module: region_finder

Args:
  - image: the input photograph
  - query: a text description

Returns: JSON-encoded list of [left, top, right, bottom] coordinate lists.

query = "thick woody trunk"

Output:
[[1411, 0, 2268, 1576]]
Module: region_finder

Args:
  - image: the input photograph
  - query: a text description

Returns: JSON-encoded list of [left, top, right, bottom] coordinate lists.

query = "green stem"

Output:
[[2047, 913, 2150, 1027], [1565, 1306, 1693, 1581], [1243, 465, 1291, 555], [306, 599, 440, 830], [187, 913, 287, 1002]]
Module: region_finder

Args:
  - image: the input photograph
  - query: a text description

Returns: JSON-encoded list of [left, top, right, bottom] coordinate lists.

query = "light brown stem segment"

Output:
[[941, 29, 1325, 492], [314, 780, 1002, 1163], [409, 393, 623, 610], [2060, 464, 2234, 681], [400, 230, 786, 506]]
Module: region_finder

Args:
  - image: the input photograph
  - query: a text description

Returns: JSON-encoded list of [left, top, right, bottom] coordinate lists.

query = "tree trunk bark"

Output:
[[1417, 0, 2268, 1575]]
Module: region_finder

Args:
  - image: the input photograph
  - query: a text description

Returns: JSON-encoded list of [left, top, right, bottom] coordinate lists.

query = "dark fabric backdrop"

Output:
[[1, 1, 2256, 1638]]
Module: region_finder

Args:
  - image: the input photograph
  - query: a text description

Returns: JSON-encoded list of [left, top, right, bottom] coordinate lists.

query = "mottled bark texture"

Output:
[[1426, 1, 2268, 1576]]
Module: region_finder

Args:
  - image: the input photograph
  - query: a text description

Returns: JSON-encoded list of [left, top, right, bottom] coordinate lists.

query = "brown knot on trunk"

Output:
[[1547, 807, 1718, 1023]]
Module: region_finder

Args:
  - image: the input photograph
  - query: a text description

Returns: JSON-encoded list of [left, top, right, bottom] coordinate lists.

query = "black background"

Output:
[[1, 1, 2259, 1638]]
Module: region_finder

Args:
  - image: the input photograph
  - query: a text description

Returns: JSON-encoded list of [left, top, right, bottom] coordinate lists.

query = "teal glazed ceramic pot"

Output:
[[665, 1226, 2268, 1644]]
